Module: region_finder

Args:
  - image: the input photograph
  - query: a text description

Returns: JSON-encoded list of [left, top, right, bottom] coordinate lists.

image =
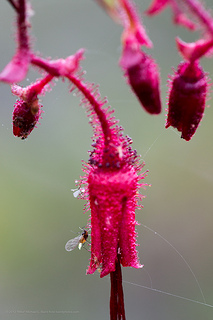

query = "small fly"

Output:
[[65, 229, 89, 252]]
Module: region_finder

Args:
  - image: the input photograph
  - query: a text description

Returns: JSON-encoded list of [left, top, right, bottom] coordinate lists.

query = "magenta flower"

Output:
[[69, 74, 146, 278], [67, 73, 147, 318], [146, 0, 213, 140], [166, 61, 208, 141]]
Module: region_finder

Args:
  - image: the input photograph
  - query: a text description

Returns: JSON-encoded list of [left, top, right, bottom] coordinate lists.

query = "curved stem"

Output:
[[27, 74, 54, 101], [67, 74, 112, 144], [31, 55, 62, 77]]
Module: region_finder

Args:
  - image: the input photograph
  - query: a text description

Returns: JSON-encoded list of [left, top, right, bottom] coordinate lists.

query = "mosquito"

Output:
[[65, 229, 89, 252]]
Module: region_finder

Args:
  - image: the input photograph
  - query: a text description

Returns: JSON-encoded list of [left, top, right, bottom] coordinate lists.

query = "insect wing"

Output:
[[65, 235, 81, 252]]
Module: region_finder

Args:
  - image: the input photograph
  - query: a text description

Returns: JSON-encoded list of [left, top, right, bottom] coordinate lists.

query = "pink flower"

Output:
[[0, 48, 31, 84], [120, 43, 161, 114], [64, 72, 149, 319], [66, 73, 148, 317], [68, 75, 147, 278], [166, 61, 208, 141]]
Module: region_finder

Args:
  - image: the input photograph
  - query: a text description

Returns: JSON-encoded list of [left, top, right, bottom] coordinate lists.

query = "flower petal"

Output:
[[0, 49, 30, 83]]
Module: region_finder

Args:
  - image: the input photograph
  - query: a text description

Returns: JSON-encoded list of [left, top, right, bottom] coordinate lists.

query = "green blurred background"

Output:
[[0, 0, 213, 319]]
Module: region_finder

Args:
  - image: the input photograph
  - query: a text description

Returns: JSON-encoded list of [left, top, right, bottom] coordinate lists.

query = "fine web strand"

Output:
[[169, 127, 181, 136], [140, 127, 184, 163], [141, 133, 163, 161], [100, 223, 212, 309], [140, 224, 206, 304], [122, 280, 213, 308], [141, 267, 153, 289]]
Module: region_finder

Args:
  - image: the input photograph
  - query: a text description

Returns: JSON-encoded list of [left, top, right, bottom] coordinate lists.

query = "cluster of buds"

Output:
[[96, 0, 213, 141], [146, 0, 213, 140], [1, 0, 213, 141]]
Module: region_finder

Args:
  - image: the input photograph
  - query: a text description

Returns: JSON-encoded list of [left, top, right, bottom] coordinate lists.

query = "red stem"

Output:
[[119, 0, 152, 47], [31, 55, 62, 77], [17, 0, 30, 51], [67, 74, 112, 144], [27, 74, 54, 101], [110, 255, 126, 320]]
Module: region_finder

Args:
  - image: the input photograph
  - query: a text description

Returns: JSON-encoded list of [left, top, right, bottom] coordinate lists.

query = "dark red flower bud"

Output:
[[120, 44, 161, 114], [13, 99, 41, 139], [166, 61, 208, 141]]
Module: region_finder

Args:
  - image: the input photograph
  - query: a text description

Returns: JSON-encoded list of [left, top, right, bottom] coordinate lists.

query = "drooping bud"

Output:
[[166, 61, 208, 141], [13, 99, 41, 139], [120, 44, 161, 114], [11, 74, 54, 139]]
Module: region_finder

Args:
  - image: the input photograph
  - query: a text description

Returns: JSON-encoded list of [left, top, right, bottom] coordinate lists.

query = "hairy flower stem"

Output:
[[31, 55, 62, 77], [28, 74, 54, 99], [17, 0, 29, 52], [110, 255, 126, 320], [11, 73, 54, 101], [68, 75, 112, 145]]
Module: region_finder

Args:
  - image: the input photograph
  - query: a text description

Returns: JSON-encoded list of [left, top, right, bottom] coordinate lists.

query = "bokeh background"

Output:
[[0, 0, 213, 319]]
